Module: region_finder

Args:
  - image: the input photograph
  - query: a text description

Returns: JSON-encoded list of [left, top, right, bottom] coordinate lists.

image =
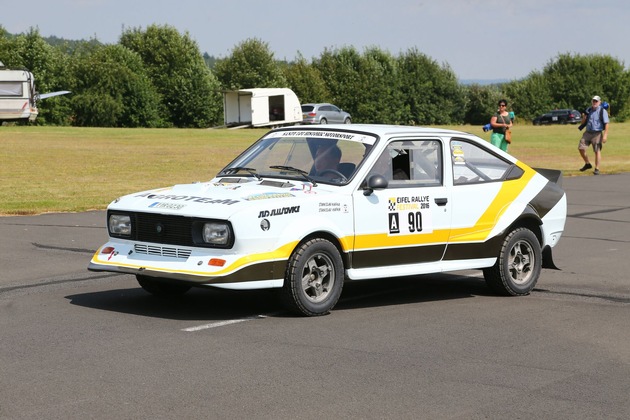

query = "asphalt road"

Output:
[[1, 174, 629, 419]]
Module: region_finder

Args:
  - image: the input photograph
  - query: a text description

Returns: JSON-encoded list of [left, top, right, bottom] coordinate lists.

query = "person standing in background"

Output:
[[490, 99, 512, 152], [578, 95, 609, 175]]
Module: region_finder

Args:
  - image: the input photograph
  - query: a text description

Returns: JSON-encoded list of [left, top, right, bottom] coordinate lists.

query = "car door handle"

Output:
[[434, 198, 448, 206]]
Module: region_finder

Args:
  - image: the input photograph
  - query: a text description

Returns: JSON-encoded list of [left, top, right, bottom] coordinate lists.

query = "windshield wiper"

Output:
[[269, 165, 318, 186], [219, 166, 262, 180]]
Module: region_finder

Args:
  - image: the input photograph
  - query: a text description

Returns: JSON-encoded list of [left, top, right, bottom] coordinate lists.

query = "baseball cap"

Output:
[[592, 95, 601, 102]]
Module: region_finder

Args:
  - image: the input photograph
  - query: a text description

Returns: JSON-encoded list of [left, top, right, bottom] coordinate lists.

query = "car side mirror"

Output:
[[363, 174, 388, 196]]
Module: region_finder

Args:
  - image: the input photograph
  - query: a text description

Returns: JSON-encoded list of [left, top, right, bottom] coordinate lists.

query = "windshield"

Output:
[[221, 130, 378, 184]]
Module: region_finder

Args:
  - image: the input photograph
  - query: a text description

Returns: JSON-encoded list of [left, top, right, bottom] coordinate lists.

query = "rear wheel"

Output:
[[483, 228, 542, 296], [136, 275, 192, 297], [281, 238, 344, 316], [319, 118, 327, 124]]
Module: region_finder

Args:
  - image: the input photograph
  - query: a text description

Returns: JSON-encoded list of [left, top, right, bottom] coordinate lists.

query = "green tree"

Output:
[[502, 73, 552, 121], [213, 38, 287, 90], [313, 47, 364, 121], [463, 84, 504, 125], [282, 53, 329, 104], [354, 47, 404, 124], [69, 44, 162, 127], [502, 53, 630, 123], [397, 48, 465, 125], [120, 24, 222, 127], [541, 53, 630, 120]]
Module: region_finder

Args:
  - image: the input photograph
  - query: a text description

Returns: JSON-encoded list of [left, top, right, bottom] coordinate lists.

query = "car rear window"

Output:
[[301, 106, 314, 112]]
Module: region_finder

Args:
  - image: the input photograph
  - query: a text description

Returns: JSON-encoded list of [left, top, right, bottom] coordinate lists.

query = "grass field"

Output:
[[1, 123, 629, 215]]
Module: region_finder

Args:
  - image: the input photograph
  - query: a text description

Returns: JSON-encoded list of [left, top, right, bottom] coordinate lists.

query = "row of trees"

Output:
[[1, 25, 629, 127]]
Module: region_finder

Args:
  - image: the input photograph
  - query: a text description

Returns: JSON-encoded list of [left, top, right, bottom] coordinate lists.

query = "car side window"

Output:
[[368, 139, 442, 187], [451, 139, 511, 185]]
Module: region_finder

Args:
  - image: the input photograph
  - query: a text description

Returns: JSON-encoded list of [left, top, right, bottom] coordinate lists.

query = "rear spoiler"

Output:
[[533, 168, 563, 187]]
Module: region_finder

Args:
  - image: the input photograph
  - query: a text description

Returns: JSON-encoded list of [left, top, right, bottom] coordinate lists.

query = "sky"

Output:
[[3, 0, 629, 81]]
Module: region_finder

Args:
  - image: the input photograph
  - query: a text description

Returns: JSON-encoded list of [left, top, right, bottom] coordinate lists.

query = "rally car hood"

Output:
[[108, 177, 329, 218]]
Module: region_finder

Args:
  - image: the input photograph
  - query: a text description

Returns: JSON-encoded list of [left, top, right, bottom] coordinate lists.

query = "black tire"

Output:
[[136, 275, 192, 297], [483, 228, 542, 296], [281, 238, 344, 316], [343, 118, 351, 124], [319, 118, 327, 124]]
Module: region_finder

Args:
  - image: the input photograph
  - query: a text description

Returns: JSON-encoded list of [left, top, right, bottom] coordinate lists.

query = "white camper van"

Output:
[[0, 61, 70, 123]]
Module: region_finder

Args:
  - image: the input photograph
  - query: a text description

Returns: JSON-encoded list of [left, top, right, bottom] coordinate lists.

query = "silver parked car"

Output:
[[301, 103, 351, 124]]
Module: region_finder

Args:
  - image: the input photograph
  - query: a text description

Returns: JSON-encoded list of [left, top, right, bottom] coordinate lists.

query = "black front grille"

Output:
[[134, 212, 195, 246], [108, 210, 233, 249]]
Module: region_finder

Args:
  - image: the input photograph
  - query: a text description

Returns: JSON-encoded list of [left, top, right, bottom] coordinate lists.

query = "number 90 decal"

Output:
[[387, 196, 434, 235], [388, 211, 433, 235]]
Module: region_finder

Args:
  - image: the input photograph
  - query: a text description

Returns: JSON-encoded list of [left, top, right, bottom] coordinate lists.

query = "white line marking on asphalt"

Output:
[[182, 315, 267, 332]]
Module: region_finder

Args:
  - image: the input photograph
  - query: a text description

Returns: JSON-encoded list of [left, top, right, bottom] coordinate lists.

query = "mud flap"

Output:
[[542, 246, 560, 270]]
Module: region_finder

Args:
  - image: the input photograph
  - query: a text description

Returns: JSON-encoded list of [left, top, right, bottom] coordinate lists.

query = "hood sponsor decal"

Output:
[[135, 192, 239, 205], [213, 183, 242, 190], [149, 202, 186, 210], [244, 192, 295, 201], [260, 219, 271, 231], [258, 206, 300, 218]]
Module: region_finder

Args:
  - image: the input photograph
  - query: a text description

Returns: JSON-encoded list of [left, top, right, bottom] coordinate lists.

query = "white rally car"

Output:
[[89, 125, 567, 316]]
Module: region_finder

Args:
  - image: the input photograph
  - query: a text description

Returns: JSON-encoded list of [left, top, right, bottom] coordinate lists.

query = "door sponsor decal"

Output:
[[387, 196, 433, 235]]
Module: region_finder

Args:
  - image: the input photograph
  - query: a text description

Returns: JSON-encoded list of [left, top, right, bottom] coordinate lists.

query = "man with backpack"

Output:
[[578, 95, 609, 175]]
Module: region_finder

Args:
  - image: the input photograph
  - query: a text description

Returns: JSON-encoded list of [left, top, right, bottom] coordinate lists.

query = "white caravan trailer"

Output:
[[0, 61, 70, 123], [0, 64, 38, 122], [222, 88, 302, 128]]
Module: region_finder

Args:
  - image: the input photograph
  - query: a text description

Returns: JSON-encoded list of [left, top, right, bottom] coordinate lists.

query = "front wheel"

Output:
[[136, 275, 192, 297], [483, 228, 542, 296], [281, 238, 344, 316]]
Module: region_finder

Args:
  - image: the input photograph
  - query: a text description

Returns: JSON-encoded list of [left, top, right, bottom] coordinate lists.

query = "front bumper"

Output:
[[88, 240, 287, 289]]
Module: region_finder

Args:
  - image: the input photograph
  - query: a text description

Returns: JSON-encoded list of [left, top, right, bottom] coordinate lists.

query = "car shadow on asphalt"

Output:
[[336, 273, 491, 312], [65, 272, 494, 321]]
